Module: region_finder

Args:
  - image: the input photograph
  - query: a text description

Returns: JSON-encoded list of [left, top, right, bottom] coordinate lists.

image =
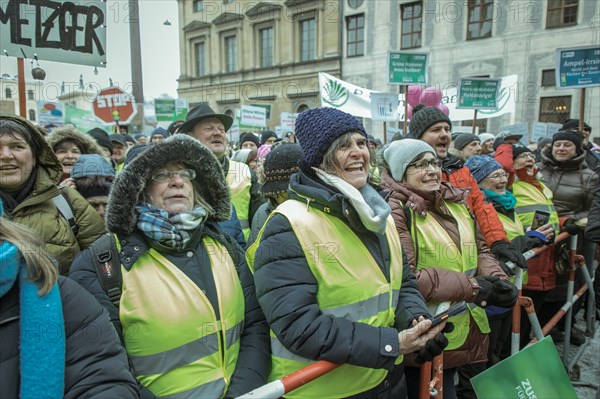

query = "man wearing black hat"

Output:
[[408, 104, 528, 272], [179, 104, 264, 240]]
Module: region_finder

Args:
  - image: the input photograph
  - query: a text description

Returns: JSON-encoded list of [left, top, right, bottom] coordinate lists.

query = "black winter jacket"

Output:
[[69, 222, 270, 398], [0, 276, 140, 398], [253, 169, 431, 398]]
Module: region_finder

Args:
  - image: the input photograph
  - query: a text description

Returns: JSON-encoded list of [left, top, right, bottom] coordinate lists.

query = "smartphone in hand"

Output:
[[530, 210, 551, 231], [430, 301, 467, 327]]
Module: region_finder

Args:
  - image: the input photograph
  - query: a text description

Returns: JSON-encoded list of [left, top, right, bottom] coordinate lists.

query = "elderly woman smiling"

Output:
[[249, 108, 448, 399], [382, 139, 516, 399], [69, 134, 270, 399]]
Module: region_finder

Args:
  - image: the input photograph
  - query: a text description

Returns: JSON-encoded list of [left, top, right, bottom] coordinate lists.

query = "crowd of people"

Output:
[[1, 103, 598, 399]]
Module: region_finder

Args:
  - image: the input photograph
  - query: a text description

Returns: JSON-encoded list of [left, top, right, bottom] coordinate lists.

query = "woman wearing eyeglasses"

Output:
[[465, 155, 554, 364], [69, 135, 270, 399], [382, 139, 516, 399]]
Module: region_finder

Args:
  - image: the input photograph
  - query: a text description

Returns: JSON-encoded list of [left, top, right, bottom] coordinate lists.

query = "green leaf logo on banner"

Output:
[[322, 80, 349, 107]]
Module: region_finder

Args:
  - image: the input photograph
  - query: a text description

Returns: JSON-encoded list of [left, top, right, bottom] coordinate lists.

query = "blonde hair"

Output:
[[0, 218, 58, 295]]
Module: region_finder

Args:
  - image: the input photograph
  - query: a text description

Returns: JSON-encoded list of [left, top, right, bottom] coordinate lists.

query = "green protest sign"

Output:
[[388, 52, 428, 85], [471, 337, 577, 398], [457, 78, 501, 109], [154, 99, 189, 121]]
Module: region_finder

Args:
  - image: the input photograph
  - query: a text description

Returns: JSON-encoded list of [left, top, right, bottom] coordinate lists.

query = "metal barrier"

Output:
[[237, 232, 598, 399]]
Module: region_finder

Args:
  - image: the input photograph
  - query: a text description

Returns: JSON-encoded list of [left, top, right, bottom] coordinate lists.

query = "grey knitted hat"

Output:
[[454, 133, 480, 150], [409, 104, 452, 139], [384, 139, 436, 181]]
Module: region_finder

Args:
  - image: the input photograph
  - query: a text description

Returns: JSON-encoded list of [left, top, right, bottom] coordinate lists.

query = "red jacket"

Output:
[[441, 155, 509, 247]]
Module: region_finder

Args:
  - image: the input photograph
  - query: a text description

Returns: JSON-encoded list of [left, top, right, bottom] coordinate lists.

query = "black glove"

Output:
[[498, 261, 515, 276], [474, 275, 518, 308], [413, 329, 450, 365], [563, 218, 582, 236], [491, 241, 528, 270]]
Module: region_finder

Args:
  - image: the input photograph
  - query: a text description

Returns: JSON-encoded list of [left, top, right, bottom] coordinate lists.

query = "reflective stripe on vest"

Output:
[[250, 199, 404, 398], [409, 201, 490, 350], [226, 159, 252, 239], [496, 212, 529, 285], [120, 237, 245, 398], [512, 181, 560, 232]]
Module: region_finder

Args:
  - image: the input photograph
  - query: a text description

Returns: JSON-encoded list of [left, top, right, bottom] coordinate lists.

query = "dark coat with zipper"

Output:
[[0, 276, 140, 399], [253, 168, 432, 399], [68, 134, 270, 398]]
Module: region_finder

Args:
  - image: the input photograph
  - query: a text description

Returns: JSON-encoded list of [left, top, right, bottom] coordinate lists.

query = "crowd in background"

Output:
[[1, 105, 599, 399]]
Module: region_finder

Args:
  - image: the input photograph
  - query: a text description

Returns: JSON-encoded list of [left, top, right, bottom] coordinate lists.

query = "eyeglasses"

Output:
[[151, 169, 196, 182], [486, 172, 509, 181], [407, 158, 442, 172], [515, 152, 534, 160]]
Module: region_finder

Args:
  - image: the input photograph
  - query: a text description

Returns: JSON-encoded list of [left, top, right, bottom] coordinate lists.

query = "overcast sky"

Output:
[[0, 0, 180, 101]]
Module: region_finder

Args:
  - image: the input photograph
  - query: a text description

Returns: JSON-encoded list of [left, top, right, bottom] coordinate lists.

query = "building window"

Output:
[[400, 2, 422, 49], [300, 18, 315, 62], [260, 27, 274, 67], [195, 42, 206, 77], [225, 35, 237, 72], [27, 89, 34, 100], [28, 109, 36, 121], [193, 0, 203, 12], [467, 0, 493, 40], [539, 96, 571, 123], [346, 14, 364, 57], [296, 103, 310, 113], [541, 69, 556, 87], [5, 88, 11, 99], [546, 0, 578, 28]]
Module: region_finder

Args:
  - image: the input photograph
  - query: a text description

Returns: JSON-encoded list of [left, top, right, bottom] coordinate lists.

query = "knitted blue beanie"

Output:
[[464, 155, 503, 183], [295, 108, 367, 167]]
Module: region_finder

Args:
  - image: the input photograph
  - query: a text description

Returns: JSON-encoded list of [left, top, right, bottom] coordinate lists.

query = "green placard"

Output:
[[457, 78, 501, 109], [155, 99, 189, 122], [471, 337, 577, 398], [388, 52, 428, 85]]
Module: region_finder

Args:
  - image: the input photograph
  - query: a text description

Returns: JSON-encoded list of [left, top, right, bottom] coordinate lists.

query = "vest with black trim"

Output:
[[246, 199, 404, 398], [226, 159, 252, 240], [512, 181, 560, 233], [119, 237, 245, 399], [408, 200, 490, 351]]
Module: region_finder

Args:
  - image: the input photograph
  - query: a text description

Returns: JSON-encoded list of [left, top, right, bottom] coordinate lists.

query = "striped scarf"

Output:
[[135, 203, 207, 249]]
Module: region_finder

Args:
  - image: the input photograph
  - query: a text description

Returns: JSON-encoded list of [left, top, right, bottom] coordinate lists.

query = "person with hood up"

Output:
[[46, 125, 105, 188], [493, 142, 564, 346], [248, 108, 449, 399], [405, 104, 528, 273], [0, 114, 105, 274], [382, 139, 517, 399], [0, 201, 140, 399], [68, 134, 270, 398]]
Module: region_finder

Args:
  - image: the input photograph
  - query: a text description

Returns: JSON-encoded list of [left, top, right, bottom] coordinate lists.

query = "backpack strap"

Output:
[[52, 191, 78, 235], [90, 233, 122, 308]]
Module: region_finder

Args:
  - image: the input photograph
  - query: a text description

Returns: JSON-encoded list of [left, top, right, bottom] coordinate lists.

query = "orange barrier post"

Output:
[[419, 361, 432, 399]]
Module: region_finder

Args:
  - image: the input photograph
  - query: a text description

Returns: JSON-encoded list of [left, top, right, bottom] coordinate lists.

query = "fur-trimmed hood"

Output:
[[106, 134, 231, 235], [46, 126, 105, 156]]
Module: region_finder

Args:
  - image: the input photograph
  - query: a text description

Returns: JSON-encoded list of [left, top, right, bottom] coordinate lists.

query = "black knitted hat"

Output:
[[88, 128, 113, 154], [260, 130, 278, 145], [454, 133, 480, 150], [409, 104, 452, 139], [295, 107, 367, 167], [552, 129, 583, 154], [512, 143, 533, 159], [239, 132, 260, 148], [562, 119, 591, 133], [260, 144, 302, 197]]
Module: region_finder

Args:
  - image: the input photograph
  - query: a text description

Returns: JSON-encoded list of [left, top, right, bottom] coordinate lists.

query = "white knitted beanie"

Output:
[[383, 139, 437, 181]]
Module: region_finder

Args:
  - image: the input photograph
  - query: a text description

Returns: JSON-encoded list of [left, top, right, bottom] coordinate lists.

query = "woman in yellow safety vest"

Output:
[[465, 155, 554, 364], [381, 139, 518, 399], [249, 108, 449, 399], [69, 135, 270, 399]]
